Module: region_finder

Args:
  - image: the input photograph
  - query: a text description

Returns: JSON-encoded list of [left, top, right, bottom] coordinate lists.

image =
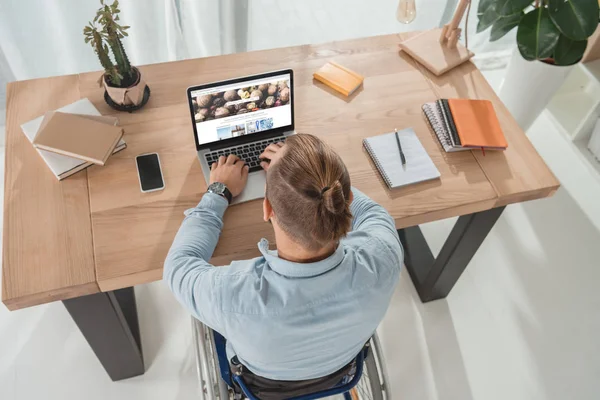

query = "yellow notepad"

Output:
[[33, 112, 124, 166], [313, 61, 364, 96]]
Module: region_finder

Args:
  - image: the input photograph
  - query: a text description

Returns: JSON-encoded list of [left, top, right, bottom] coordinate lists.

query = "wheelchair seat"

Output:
[[223, 335, 367, 400], [192, 318, 389, 400]]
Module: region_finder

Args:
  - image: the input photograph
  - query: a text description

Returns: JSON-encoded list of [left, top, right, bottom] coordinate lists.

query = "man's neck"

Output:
[[275, 233, 337, 264]]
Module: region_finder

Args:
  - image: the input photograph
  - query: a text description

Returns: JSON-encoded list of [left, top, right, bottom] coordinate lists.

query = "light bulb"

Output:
[[397, 0, 416, 24]]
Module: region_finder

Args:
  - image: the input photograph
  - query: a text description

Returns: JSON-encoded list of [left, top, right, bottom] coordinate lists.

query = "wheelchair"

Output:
[[192, 318, 390, 400]]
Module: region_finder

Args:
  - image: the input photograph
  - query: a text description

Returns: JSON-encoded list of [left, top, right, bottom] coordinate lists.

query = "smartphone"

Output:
[[136, 153, 165, 193]]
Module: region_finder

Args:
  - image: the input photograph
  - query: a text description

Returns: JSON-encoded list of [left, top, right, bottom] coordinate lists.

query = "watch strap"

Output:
[[221, 186, 233, 204]]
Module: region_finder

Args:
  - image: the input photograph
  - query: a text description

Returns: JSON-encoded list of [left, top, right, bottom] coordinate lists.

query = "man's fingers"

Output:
[[226, 154, 238, 165], [241, 164, 250, 184], [259, 147, 278, 160], [236, 159, 246, 173], [260, 142, 285, 160], [265, 143, 282, 153], [218, 155, 226, 165], [258, 150, 269, 160], [211, 162, 217, 171], [260, 161, 269, 171], [261, 146, 277, 154]]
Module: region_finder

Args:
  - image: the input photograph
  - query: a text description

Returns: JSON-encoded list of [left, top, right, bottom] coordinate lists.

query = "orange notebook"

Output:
[[447, 99, 508, 150], [313, 61, 364, 96]]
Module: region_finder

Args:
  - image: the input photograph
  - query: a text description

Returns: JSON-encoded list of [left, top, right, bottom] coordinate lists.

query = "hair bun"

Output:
[[321, 180, 346, 214]]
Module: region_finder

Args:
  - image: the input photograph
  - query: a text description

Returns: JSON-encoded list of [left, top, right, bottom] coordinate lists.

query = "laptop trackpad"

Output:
[[231, 170, 266, 205]]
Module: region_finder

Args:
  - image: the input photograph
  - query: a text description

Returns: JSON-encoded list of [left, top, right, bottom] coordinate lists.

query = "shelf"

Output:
[[574, 140, 600, 182], [546, 63, 600, 141], [541, 60, 600, 196], [543, 109, 600, 186], [546, 91, 600, 138]]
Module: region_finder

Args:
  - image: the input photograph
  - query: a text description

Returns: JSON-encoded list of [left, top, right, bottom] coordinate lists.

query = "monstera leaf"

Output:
[[517, 8, 560, 60]]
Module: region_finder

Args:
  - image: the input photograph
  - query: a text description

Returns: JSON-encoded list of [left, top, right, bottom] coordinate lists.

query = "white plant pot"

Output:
[[499, 49, 574, 132]]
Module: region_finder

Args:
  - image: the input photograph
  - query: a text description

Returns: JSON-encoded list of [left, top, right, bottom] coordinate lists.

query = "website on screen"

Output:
[[191, 73, 291, 145]]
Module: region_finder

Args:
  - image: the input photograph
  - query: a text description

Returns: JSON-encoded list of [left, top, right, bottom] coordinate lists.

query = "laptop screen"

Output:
[[190, 72, 292, 146]]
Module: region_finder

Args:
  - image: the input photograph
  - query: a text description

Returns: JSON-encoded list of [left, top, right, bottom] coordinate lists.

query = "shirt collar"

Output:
[[258, 238, 345, 278]]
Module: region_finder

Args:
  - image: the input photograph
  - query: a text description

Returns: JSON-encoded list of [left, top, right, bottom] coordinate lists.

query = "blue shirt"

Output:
[[164, 188, 403, 381]]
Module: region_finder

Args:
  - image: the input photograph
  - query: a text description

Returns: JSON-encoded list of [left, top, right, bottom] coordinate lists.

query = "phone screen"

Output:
[[136, 153, 164, 192]]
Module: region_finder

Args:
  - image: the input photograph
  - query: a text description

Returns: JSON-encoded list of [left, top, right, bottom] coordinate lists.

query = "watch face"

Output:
[[209, 182, 226, 194]]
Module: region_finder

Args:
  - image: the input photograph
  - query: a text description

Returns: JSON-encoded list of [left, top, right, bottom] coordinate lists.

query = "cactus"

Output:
[[113, 36, 132, 81], [84, 25, 121, 86], [83, 0, 134, 87]]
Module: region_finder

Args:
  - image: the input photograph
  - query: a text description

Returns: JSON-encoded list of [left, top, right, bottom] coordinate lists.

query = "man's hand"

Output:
[[210, 154, 249, 197], [259, 142, 285, 171]]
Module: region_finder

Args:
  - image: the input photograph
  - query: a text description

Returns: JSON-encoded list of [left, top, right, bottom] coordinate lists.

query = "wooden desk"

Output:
[[2, 33, 559, 380]]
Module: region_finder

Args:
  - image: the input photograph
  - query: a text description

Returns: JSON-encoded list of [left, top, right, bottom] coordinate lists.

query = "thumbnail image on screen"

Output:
[[191, 74, 292, 145], [192, 79, 290, 123]]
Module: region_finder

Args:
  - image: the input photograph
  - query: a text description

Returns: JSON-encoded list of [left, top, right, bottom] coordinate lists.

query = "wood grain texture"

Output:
[[3, 33, 559, 303], [2, 76, 98, 310], [82, 34, 501, 291], [399, 32, 561, 207], [399, 29, 474, 76]]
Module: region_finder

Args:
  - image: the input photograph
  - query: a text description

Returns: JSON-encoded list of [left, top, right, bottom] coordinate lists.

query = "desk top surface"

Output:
[[2, 32, 559, 310]]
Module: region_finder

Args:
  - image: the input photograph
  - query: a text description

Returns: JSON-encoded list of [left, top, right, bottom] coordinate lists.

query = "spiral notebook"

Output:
[[422, 101, 470, 153], [363, 128, 441, 189]]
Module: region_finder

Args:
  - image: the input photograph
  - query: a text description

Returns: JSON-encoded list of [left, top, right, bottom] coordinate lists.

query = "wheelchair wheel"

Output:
[[192, 318, 230, 400], [353, 333, 389, 400]]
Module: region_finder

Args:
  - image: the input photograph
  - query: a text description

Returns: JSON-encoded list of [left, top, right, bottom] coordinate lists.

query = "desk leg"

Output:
[[398, 206, 505, 303], [62, 287, 145, 381]]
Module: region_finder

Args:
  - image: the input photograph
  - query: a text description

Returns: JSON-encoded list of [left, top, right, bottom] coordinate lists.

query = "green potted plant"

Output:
[[477, 0, 599, 130], [83, 0, 150, 111]]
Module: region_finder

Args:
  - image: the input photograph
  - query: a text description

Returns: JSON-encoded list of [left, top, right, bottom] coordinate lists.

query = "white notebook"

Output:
[[21, 98, 126, 180], [363, 128, 441, 189]]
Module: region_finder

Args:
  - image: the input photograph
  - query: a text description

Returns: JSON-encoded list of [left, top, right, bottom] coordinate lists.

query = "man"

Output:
[[164, 134, 402, 385]]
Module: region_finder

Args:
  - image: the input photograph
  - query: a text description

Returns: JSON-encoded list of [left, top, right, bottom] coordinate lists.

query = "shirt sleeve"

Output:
[[163, 192, 229, 333], [350, 187, 403, 264]]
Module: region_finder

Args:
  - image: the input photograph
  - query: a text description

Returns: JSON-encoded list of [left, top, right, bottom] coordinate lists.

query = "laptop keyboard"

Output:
[[204, 136, 286, 173]]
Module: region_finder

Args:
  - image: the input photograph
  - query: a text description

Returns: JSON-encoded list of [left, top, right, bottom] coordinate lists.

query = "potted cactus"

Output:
[[83, 0, 150, 111]]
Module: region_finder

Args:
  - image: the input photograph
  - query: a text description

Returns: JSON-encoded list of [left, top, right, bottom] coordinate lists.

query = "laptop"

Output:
[[187, 69, 295, 204]]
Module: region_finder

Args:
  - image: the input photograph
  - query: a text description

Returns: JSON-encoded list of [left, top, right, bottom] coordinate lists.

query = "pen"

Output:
[[394, 128, 407, 165]]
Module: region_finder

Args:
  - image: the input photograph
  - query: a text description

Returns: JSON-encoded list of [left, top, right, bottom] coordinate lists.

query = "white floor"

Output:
[[1, 68, 600, 400]]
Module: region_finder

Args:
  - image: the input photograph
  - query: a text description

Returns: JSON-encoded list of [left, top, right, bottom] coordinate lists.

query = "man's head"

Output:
[[263, 134, 352, 251]]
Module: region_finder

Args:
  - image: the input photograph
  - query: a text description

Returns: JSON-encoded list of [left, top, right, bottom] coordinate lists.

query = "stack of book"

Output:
[[422, 98, 508, 153], [21, 98, 127, 180]]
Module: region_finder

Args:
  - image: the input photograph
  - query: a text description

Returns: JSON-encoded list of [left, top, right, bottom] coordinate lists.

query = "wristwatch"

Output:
[[207, 182, 232, 204]]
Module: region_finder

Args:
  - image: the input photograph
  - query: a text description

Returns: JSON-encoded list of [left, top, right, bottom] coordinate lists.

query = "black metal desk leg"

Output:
[[398, 206, 505, 303], [62, 287, 145, 381]]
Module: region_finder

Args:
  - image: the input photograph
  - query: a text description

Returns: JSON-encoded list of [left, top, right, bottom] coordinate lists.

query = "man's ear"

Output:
[[263, 197, 273, 222]]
